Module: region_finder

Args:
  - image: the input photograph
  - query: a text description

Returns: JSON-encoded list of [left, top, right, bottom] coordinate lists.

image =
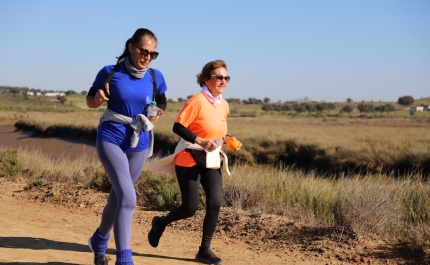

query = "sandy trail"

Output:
[[0, 180, 305, 265]]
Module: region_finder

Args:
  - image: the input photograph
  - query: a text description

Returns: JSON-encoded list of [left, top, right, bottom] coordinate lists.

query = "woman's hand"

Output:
[[95, 83, 109, 103], [148, 107, 164, 122], [87, 83, 109, 108], [195, 136, 219, 152]]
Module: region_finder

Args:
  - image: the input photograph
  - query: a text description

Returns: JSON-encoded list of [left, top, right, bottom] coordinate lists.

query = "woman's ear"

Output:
[[127, 42, 133, 53]]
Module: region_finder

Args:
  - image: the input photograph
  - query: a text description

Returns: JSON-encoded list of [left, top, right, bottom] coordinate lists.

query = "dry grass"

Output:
[[13, 146, 105, 189], [2, 145, 430, 262], [11, 145, 427, 235], [337, 176, 403, 240]]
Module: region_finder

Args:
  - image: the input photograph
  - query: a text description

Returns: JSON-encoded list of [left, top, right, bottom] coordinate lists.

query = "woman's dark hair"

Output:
[[196, 60, 227, 87], [116, 28, 158, 64]]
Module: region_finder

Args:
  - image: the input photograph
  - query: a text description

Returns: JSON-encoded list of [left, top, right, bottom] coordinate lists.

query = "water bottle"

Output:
[[147, 101, 158, 118]]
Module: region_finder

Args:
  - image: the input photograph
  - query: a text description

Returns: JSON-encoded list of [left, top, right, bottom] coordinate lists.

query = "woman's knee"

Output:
[[206, 197, 222, 212], [119, 195, 137, 210], [181, 204, 198, 217]]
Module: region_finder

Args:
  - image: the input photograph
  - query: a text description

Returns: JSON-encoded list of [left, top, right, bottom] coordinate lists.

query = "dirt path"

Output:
[[0, 179, 317, 265]]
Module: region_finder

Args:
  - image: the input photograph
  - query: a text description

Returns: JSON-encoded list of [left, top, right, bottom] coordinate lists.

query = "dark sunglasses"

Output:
[[211, 74, 230, 83], [132, 43, 159, 60]]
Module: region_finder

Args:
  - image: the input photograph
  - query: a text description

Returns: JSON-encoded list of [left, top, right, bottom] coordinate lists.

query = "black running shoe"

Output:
[[88, 237, 108, 265], [148, 216, 165, 248], [93, 254, 108, 265], [195, 246, 223, 264]]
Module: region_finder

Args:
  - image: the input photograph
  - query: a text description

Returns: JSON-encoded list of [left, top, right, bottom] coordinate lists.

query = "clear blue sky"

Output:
[[1, 0, 429, 102]]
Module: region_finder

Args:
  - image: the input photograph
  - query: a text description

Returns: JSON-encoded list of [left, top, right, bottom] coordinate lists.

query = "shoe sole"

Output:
[[195, 256, 223, 265], [88, 237, 94, 252], [148, 216, 160, 248], [147, 233, 157, 248], [88, 237, 108, 265]]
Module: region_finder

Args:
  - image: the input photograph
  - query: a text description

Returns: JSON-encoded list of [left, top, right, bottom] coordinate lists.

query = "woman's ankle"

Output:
[[115, 249, 133, 265]]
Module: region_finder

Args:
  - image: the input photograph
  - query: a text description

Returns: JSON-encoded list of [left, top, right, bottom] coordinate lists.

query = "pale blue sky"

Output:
[[1, 0, 429, 102]]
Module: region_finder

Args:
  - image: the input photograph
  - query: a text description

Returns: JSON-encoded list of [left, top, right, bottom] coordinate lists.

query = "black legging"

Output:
[[159, 165, 223, 248]]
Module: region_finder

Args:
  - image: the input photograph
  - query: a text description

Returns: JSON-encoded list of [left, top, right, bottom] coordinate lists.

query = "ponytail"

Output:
[[116, 38, 131, 64]]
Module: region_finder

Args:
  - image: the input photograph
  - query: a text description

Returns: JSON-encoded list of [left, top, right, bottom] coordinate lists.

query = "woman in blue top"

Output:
[[86, 28, 167, 265]]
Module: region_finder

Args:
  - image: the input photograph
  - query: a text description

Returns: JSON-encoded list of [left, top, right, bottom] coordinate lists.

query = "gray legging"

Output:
[[96, 140, 148, 250]]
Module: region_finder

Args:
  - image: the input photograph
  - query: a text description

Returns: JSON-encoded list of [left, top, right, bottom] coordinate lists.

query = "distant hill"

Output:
[[414, 96, 430, 106]]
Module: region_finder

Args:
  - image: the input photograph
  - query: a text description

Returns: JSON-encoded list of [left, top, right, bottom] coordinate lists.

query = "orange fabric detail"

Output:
[[175, 149, 197, 167], [175, 92, 229, 140]]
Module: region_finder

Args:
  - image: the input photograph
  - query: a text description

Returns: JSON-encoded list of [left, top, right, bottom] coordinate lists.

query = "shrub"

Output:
[[398, 95, 415, 106], [357, 103, 375, 113], [135, 171, 181, 210], [57, 95, 67, 104], [0, 148, 21, 179], [339, 183, 401, 238], [341, 105, 353, 113], [65, 90, 76, 95], [24, 178, 47, 190], [397, 224, 430, 264], [89, 168, 111, 192], [223, 169, 266, 210]]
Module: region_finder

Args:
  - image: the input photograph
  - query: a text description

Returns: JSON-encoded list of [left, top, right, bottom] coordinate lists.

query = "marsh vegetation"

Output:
[[1, 90, 430, 263]]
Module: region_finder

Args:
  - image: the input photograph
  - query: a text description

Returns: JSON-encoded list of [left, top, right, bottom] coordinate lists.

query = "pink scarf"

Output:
[[201, 85, 222, 107]]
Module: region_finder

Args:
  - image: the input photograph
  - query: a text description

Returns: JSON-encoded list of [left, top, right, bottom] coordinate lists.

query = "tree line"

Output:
[[1, 86, 422, 109], [258, 95, 421, 114], [0, 85, 84, 96]]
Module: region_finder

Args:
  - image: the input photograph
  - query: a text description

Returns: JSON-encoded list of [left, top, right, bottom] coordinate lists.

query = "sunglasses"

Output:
[[132, 43, 159, 60], [211, 74, 230, 83]]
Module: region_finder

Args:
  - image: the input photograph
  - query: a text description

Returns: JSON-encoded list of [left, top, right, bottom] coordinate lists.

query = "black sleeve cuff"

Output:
[[86, 86, 96, 97], [156, 93, 167, 111]]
